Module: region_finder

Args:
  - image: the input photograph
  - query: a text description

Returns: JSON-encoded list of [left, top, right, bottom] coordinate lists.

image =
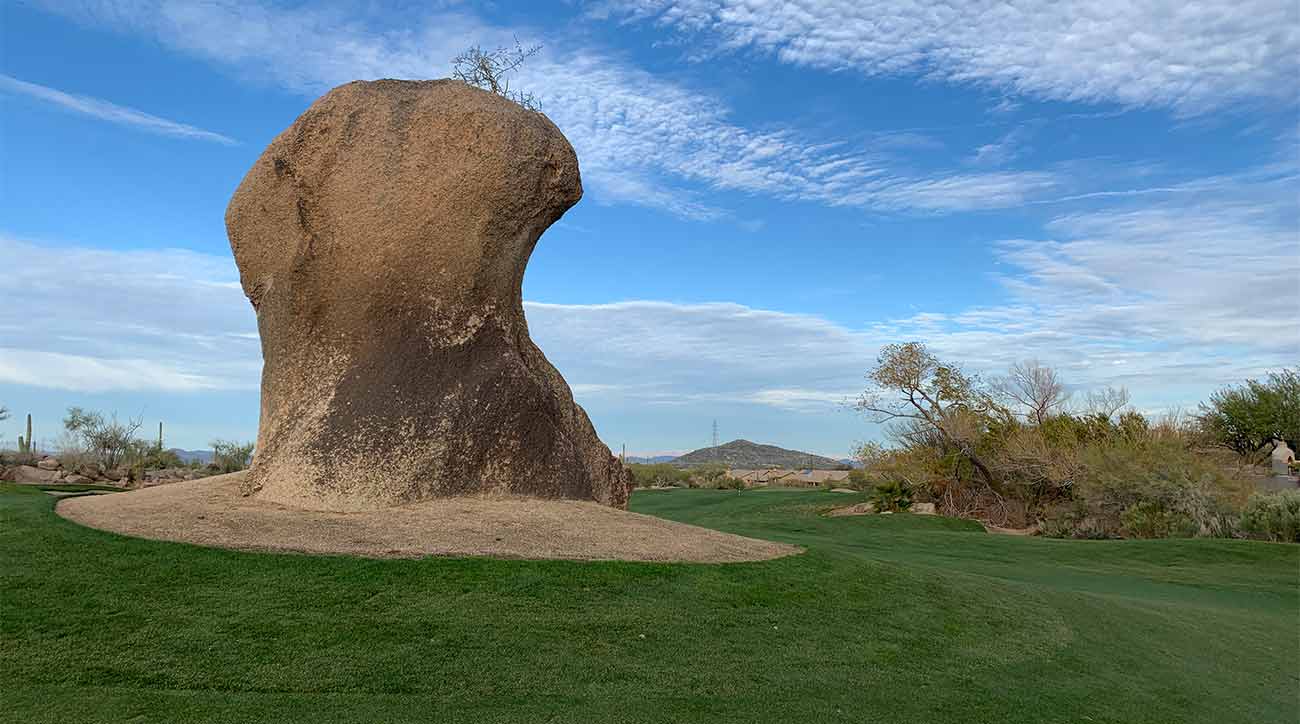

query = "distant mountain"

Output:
[[170, 448, 213, 465], [671, 439, 849, 470], [624, 455, 678, 465]]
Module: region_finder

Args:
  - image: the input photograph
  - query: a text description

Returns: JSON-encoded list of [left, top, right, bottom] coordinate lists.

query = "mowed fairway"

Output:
[[2, 485, 1296, 724]]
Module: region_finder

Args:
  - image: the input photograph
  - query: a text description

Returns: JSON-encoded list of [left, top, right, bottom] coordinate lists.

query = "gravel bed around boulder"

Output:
[[56, 473, 800, 563]]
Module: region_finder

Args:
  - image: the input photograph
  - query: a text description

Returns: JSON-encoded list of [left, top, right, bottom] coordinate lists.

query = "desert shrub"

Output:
[[628, 463, 691, 488], [126, 441, 184, 473], [1039, 501, 1119, 539], [211, 439, 255, 473], [1051, 438, 1247, 538], [452, 39, 541, 111], [719, 476, 746, 491], [844, 468, 872, 491], [1120, 501, 1196, 539], [1238, 490, 1300, 542], [691, 463, 729, 488], [870, 479, 913, 512]]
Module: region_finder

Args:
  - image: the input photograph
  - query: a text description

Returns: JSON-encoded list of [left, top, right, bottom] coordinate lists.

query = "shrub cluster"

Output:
[[852, 344, 1292, 540]]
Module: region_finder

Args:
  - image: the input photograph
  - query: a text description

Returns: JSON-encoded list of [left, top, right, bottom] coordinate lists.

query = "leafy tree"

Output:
[[211, 439, 255, 474], [63, 407, 142, 469], [1199, 369, 1300, 456], [855, 342, 1001, 487]]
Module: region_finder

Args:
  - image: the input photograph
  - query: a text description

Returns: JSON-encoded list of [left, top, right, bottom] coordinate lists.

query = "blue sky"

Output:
[[1, 0, 1297, 456]]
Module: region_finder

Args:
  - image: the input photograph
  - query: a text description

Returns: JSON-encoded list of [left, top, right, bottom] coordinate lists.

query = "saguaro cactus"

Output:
[[18, 414, 32, 454]]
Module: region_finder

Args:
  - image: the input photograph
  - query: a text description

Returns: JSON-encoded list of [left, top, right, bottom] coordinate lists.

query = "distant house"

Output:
[[728, 468, 850, 488], [1272, 440, 1296, 476]]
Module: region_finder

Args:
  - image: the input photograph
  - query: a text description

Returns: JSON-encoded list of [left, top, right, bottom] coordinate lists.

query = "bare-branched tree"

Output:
[[995, 360, 1070, 425], [452, 38, 542, 111], [0, 405, 9, 422], [1084, 385, 1131, 421]]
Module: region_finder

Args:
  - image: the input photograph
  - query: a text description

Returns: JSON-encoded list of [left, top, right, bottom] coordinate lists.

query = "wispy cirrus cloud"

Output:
[[0, 74, 237, 145], [31, 0, 1058, 219], [598, 0, 1300, 115], [881, 165, 1300, 394]]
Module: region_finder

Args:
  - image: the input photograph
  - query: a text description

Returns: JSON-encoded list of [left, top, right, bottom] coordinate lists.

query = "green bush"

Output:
[[1238, 490, 1300, 542], [1070, 439, 1246, 538], [1121, 501, 1196, 539], [870, 479, 912, 513], [720, 476, 746, 491], [627, 463, 690, 488]]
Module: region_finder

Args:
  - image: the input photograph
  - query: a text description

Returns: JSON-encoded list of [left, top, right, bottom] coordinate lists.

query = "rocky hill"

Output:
[[670, 439, 848, 470]]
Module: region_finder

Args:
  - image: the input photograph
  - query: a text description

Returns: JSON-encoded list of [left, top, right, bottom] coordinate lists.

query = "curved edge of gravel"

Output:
[[56, 473, 801, 563]]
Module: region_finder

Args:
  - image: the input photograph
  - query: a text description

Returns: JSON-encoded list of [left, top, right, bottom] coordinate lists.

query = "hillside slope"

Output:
[[671, 439, 847, 469]]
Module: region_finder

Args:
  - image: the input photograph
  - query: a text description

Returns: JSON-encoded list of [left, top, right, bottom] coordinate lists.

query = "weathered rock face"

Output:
[[226, 79, 629, 511]]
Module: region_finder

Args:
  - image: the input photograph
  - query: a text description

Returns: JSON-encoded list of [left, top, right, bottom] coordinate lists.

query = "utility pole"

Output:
[[712, 419, 719, 453]]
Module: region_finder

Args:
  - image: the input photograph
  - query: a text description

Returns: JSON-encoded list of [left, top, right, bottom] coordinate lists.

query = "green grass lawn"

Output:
[[2, 484, 1296, 723]]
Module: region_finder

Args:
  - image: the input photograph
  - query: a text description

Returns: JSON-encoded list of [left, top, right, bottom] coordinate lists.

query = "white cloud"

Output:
[[602, 0, 1300, 114], [34, 0, 1059, 218], [0, 236, 260, 392], [880, 166, 1300, 396], [967, 126, 1031, 167], [0, 349, 228, 392], [3, 161, 1294, 411], [0, 74, 237, 144]]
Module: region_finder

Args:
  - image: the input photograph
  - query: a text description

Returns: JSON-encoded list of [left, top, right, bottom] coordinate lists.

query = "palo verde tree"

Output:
[[63, 407, 143, 469]]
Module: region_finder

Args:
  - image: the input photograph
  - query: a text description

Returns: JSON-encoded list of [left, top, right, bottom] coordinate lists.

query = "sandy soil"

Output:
[[56, 473, 799, 563]]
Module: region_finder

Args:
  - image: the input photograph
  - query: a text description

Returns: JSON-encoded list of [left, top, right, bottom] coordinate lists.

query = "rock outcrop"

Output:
[[226, 79, 629, 511]]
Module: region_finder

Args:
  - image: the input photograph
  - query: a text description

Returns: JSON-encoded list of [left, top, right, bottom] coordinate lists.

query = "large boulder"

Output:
[[226, 79, 629, 511], [13, 465, 60, 484]]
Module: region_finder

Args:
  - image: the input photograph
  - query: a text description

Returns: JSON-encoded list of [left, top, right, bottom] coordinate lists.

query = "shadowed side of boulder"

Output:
[[226, 79, 629, 510]]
